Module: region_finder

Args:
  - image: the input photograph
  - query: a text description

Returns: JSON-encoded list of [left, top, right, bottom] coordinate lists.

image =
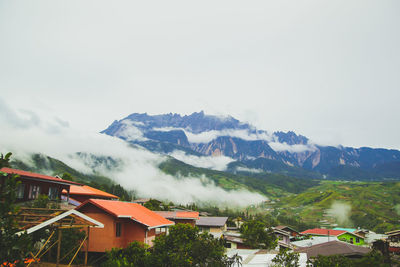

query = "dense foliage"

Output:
[[272, 249, 300, 267], [239, 218, 277, 249], [308, 251, 393, 267], [103, 224, 228, 267], [0, 153, 32, 266]]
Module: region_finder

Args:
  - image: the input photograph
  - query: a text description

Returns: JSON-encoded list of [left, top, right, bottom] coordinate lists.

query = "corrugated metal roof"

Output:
[[295, 240, 371, 258], [0, 167, 81, 186], [196, 216, 228, 227], [154, 211, 199, 220], [76, 199, 174, 229]]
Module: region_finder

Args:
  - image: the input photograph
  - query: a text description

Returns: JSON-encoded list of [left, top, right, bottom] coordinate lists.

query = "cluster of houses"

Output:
[[2, 167, 400, 266]]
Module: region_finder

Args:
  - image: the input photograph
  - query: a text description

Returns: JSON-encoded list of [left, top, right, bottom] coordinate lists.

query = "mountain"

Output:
[[102, 111, 400, 181]]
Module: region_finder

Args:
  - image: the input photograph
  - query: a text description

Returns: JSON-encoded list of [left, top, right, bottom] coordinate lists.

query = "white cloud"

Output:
[[168, 150, 234, 171], [327, 201, 352, 226], [235, 166, 264, 174], [154, 127, 273, 143], [269, 142, 317, 153], [114, 119, 147, 142], [0, 99, 266, 206]]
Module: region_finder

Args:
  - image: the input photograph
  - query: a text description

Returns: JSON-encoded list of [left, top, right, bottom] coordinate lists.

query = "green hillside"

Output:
[[272, 180, 400, 233], [159, 157, 319, 197]]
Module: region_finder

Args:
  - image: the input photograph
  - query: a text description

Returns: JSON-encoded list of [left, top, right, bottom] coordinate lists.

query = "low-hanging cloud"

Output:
[[235, 166, 264, 174], [0, 99, 266, 206], [168, 150, 234, 171], [114, 119, 147, 142], [327, 201, 352, 226], [268, 141, 317, 153], [153, 126, 273, 143], [395, 204, 400, 216]]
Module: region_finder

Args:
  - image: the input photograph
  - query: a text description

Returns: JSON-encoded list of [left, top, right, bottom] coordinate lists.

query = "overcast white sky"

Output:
[[1, 0, 399, 149]]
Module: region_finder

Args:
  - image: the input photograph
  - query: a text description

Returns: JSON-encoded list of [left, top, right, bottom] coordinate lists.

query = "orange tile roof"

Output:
[[62, 185, 119, 199], [77, 199, 174, 229], [0, 167, 81, 186]]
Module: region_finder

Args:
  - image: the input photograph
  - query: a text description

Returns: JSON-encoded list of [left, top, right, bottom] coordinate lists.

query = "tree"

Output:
[[102, 224, 228, 267], [240, 219, 277, 249], [272, 249, 300, 267], [308, 254, 353, 267], [0, 153, 32, 266], [102, 241, 151, 267], [150, 224, 227, 267]]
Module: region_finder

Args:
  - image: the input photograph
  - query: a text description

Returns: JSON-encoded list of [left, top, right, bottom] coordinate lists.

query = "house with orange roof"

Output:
[[62, 184, 119, 204], [75, 199, 174, 252], [0, 167, 81, 203], [154, 211, 199, 226]]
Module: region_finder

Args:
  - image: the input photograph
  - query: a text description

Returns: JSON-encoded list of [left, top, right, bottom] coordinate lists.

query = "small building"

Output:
[[154, 211, 199, 226], [76, 199, 174, 252], [226, 249, 308, 267], [223, 232, 252, 250], [132, 198, 151, 206], [0, 167, 81, 202], [295, 240, 371, 260], [385, 229, 400, 253], [275, 225, 300, 238], [273, 228, 292, 250], [196, 216, 228, 234], [62, 184, 119, 204], [301, 228, 365, 246], [292, 236, 339, 248]]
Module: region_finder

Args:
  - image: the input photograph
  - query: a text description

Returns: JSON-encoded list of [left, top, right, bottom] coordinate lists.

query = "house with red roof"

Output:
[[301, 228, 365, 246], [75, 199, 174, 252], [62, 184, 119, 204], [0, 167, 81, 203], [154, 211, 199, 226]]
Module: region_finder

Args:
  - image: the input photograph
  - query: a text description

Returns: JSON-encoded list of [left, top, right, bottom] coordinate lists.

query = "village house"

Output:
[[196, 216, 228, 236], [295, 240, 371, 260], [75, 199, 174, 252], [274, 225, 300, 240], [273, 228, 292, 249], [385, 229, 400, 253], [62, 184, 119, 204], [154, 211, 199, 226], [0, 167, 81, 202], [301, 228, 365, 246], [223, 232, 252, 250]]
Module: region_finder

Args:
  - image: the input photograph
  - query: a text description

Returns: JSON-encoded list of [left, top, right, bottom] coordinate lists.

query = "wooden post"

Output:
[[85, 226, 90, 266], [56, 229, 62, 267]]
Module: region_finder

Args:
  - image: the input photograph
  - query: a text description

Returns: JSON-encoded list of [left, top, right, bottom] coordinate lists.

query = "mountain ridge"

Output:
[[101, 112, 400, 181]]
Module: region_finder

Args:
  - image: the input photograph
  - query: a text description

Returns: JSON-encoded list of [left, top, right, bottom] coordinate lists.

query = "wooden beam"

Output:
[[56, 229, 62, 267]]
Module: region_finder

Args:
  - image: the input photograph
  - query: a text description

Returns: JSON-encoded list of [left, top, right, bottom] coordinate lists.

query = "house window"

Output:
[[224, 242, 232, 248], [48, 187, 59, 200], [16, 183, 25, 199], [116, 222, 122, 237], [28, 185, 40, 199], [350, 238, 354, 244], [356, 237, 360, 243]]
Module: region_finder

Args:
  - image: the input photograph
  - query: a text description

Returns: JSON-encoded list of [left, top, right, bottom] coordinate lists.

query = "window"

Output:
[[350, 238, 354, 244], [16, 183, 25, 199], [224, 242, 232, 248], [356, 237, 360, 243], [28, 185, 40, 199], [116, 222, 122, 237], [48, 187, 59, 200]]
